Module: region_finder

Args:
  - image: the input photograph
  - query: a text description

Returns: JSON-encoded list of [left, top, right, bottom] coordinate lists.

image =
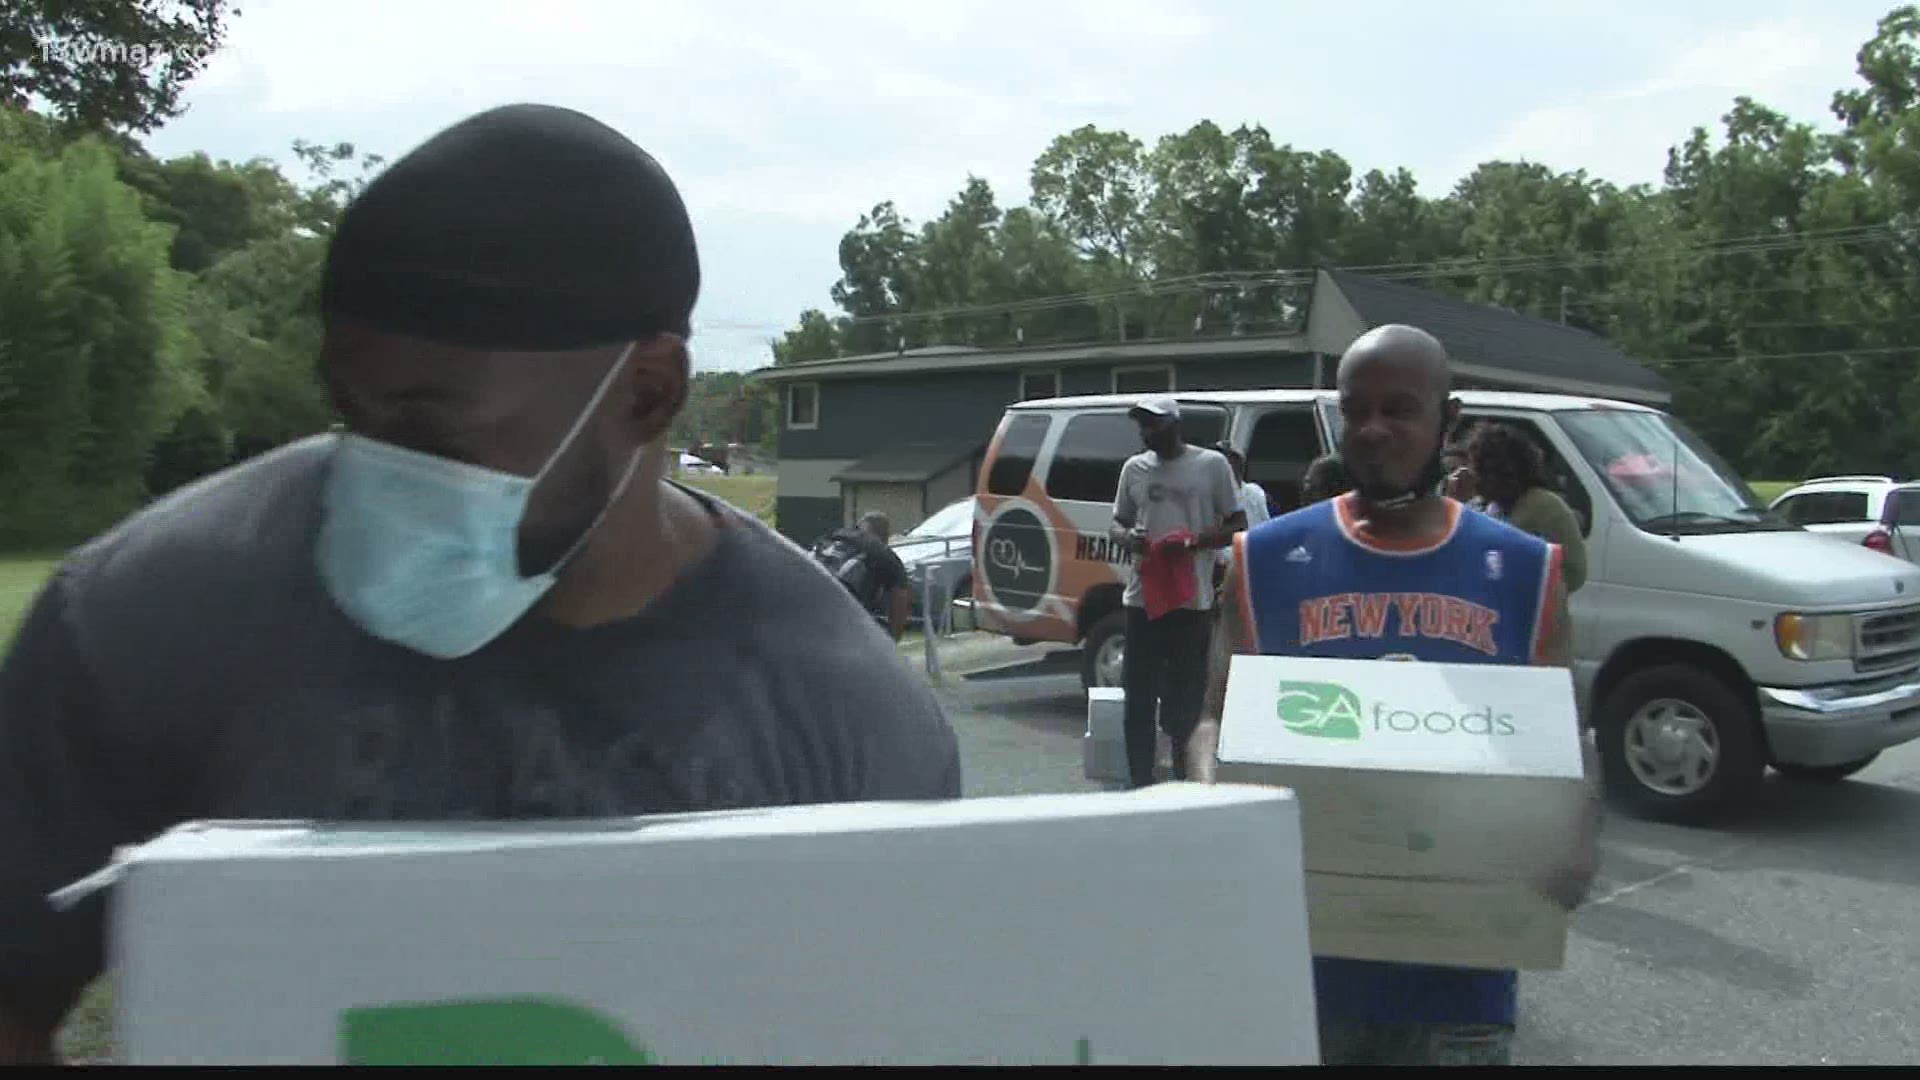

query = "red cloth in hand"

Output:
[[1140, 529, 1199, 619]]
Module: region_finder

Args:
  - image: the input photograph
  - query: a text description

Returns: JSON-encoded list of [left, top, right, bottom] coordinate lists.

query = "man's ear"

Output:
[[627, 334, 689, 442]]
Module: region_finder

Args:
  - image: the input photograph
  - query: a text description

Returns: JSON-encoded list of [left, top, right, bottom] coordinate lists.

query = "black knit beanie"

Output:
[[321, 103, 700, 350]]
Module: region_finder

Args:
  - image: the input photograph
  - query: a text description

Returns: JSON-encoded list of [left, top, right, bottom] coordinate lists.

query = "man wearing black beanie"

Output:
[[0, 103, 960, 1063]]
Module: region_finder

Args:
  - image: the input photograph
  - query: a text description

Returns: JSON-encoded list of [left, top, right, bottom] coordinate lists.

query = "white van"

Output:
[[970, 389, 1920, 822]]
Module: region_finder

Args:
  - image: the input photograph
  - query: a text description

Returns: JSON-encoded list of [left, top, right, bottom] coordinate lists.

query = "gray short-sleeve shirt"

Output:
[[0, 436, 961, 997], [1110, 445, 1240, 611]]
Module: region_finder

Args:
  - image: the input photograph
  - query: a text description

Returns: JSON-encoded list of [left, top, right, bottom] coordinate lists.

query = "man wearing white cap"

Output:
[[1105, 396, 1245, 788]]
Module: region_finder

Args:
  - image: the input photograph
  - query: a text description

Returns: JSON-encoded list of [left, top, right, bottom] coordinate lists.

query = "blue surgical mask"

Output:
[[316, 345, 643, 659]]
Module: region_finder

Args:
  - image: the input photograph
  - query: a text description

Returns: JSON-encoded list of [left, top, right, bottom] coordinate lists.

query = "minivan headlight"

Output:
[[1774, 613, 1854, 661]]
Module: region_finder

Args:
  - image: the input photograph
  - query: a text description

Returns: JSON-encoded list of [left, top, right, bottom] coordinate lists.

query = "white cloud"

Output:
[[140, 1, 1901, 370], [1445, 16, 1864, 191]]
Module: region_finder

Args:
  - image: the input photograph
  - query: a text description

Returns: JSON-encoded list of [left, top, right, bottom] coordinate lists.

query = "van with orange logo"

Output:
[[970, 391, 1331, 689], [971, 389, 1920, 823]]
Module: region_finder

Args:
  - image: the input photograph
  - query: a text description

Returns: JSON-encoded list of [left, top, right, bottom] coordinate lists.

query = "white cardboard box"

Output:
[[1214, 654, 1590, 971], [60, 785, 1320, 1066], [1084, 687, 1173, 785]]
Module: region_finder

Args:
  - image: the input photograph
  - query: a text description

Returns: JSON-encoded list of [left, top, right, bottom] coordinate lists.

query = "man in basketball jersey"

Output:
[[1193, 324, 1594, 1066]]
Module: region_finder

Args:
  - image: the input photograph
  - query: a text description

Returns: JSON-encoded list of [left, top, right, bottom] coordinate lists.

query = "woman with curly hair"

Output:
[[1300, 452, 1352, 506], [1466, 423, 1589, 593]]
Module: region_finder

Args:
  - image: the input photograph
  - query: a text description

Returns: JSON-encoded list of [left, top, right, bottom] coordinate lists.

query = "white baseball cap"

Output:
[[1129, 395, 1181, 421]]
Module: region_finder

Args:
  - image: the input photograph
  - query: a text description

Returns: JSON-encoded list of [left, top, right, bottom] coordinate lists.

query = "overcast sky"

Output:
[[140, 0, 1902, 372]]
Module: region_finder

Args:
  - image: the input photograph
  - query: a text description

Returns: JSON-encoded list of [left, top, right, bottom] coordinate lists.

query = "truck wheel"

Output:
[[1081, 611, 1127, 690], [1596, 664, 1764, 824], [1775, 754, 1879, 783]]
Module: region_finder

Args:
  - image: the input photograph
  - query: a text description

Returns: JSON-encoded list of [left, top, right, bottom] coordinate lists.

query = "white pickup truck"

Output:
[[1767, 476, 1920, 563]]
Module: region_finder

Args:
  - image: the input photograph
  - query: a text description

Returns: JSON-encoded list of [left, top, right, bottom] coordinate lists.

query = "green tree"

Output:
[[117, 149, 303, 272], [0, 133, 198, 544], [2, 0, 234, 134], [1342, 167, 1466, 269], [830, 201, 922, 354], [1031, 125, 1155, 279], [772, 308, 840, 365], [192, 230, 333, 459]]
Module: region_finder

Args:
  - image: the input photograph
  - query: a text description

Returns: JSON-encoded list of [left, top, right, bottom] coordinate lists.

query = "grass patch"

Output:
[[59, 981, 114, 1063], [679, 473, 775, 527], [1748, 480, 1798, 504], [0, 553, 60, 653]]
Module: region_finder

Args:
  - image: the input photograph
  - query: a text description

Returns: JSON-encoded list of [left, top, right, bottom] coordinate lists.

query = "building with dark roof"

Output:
[[753, 268, 1668, 545]]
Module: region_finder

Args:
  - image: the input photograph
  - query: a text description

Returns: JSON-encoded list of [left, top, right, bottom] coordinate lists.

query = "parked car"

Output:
[[1768, 476, 1920, 562], [971, 389, 1920, 823], [676, 451, 724, 475], [892, 497, 975, 631]]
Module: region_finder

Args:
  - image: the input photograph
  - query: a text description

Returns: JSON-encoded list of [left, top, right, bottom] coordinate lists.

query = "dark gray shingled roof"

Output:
[[1325, 269, 1669, 397], [833, 438, 984, 483]]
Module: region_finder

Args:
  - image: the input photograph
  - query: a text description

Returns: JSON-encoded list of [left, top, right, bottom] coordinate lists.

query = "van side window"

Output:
[[1046, 413, 1141, 503], [1245, 406, 1322, 515], [1889, 490, 1920, 526], [1777, 491, 1870, 525], [986, 414, 1051, 496], [1180, 406, 1226, 449], [1462, 416, 1595, 536]]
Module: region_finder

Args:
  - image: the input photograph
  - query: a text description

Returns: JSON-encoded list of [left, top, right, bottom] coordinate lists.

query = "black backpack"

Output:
[[812, 528, 881, 610]]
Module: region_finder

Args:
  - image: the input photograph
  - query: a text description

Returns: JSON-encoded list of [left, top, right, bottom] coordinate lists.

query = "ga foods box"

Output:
[[1215, 654, 1594, 972], [56, 785, 1320, 1066]]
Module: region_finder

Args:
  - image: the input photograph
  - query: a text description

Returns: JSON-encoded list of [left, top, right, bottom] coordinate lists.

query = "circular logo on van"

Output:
[[980, 502, 1055, 613]]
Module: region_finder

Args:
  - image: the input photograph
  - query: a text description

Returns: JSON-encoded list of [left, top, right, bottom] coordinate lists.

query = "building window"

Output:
[[1112, 365, 1174, 395], [1020, 370, 1061, 401], [786, 383, 818, 430]]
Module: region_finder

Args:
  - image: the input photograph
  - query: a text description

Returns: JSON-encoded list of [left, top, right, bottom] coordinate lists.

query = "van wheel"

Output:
[[1775, 754, 1878, 783], [1081, 611, 1127, 690], [1596, 664, 1764, 824]]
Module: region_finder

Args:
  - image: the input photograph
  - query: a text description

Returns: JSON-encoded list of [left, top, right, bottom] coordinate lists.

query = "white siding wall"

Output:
[[845, 482, 926, 533]]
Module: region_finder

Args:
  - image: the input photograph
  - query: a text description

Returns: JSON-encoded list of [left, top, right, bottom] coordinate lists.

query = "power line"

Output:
[[766, 220, 1917, 339], [1573, 275, 1920, 308], [1329, 221, 1904, 276], [1366, 227, 1903, 284], [1646, 345, 1920, 366]]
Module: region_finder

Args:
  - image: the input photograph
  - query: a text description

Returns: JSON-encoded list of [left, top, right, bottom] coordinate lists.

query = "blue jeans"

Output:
[[1318, 1019, 1515, 1066]]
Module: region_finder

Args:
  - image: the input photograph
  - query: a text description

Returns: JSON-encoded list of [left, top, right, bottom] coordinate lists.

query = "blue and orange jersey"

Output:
[[1231, 494, 1564, 667]]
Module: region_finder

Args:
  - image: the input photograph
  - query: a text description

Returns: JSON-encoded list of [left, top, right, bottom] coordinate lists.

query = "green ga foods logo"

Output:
[[1276, 681, 1518, 739], [1276, 682, 1364, 740]]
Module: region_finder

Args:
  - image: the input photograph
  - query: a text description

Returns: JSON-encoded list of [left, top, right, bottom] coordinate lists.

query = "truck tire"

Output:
[[1774, 754, 1879, 783], [1596, 664, 1764, 824], [1081, 611, 1128, 691]]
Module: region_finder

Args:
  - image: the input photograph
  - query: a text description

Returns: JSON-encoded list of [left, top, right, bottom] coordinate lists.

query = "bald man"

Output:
[[1194, 325, 1594, 1066]]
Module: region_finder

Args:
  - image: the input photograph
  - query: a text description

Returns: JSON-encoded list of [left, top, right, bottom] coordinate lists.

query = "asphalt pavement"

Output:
[[928, 649, 1920, 1066]]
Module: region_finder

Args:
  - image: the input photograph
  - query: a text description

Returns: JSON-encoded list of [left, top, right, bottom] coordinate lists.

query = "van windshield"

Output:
[[1556, 409, 1794, 534]]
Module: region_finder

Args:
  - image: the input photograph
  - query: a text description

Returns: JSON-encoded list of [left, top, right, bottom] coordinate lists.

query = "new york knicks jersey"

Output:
[[1228, 494, 1565, 1026], [1235, 495, 1561, 667]]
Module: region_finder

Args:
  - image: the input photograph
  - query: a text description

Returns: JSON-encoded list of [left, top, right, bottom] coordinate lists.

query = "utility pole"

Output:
[[1559, 285, 1572, 325]]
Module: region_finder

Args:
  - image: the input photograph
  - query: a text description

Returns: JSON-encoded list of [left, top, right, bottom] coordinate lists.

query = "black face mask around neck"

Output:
[[1352, 434, 1449, 509]]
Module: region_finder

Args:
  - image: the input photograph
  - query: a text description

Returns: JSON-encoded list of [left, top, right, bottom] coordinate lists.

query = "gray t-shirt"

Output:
[[0, 435, 960, 997], [1111, 445, 1240, 611]]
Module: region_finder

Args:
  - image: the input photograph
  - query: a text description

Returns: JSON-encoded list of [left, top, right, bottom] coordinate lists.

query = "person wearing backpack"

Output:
[[812, 511, 912, 640]]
